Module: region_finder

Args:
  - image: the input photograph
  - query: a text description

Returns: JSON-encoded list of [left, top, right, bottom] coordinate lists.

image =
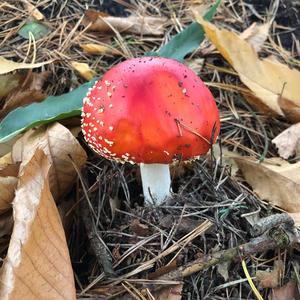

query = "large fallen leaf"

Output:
[[12, 122, 87, 200], [84, 9, 167, 36], [272, 123, 300, 159], [268, 281, 300, 300], [18, 21, 50, 40], [0, 56, 53, 75], [0, 149, 75, 299], [198, 18, 300, 122], [0, 78, 97, 143], [234, 156, 300, 214]]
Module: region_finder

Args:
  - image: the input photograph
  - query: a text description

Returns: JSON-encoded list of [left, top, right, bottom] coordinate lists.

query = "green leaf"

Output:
[[19, 21, 50, 40], [151, 0, 221, 61], [0, 79, 97, 143]]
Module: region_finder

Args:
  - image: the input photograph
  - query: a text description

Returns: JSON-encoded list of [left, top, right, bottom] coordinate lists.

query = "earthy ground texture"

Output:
[[0, 0, 300, 299]]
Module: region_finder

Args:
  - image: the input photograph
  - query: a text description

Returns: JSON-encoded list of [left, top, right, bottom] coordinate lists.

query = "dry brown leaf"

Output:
[[84, 9, 167, 36], [0, 71, 49, 118], [240, 22, 271, 52], [71, 61, 95, 81], [80, 43, 122, 56], [0, 149, 76, 299], [12, 122, 87, 200], [234, 156, 300, 212], [272, 123, 300, 159], [198, 18, 300, 122], [0, 157, 18, 214], [0, 73, 23, 99], [0, 56, 53, 75], [256, 260, 284, 288], [268, 281, 300, 300]]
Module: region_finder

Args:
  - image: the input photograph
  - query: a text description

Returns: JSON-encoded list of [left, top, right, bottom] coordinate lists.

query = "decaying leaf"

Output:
[[0, 149, 76, 299], [0, 56, 53, 75], [272, 123, 300, 159], [83, 9, 167, 36], [0, 71, 49, 119], [0, 158, 18, 214], [234, 156, 300, 213], [71, 61, 95, 81], [12, 122, 87, 200], [198, 18, 300, 122], [268, 281, 300, 300], [80, 43, 122, 56], [0, 73, 23, 99], [256, 260, 284, 288], [153, 284, 183, 300]]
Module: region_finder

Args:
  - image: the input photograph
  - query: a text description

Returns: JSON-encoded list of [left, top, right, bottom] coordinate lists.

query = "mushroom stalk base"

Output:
[[140, 163, 171, 205]]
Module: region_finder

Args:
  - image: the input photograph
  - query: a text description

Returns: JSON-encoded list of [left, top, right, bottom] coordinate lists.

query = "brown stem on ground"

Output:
[[81, 201, 115, 277], [158, 227, 300, 281]]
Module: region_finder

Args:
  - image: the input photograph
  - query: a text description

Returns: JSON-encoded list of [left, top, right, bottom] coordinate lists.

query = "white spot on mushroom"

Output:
[[81, 112, 86, 117], [105, 80, 111, 86], [93, 127, 97, 131], [164, 150, 170, 156], [100, 121, 104, 126], [182, 88, 187, 94], [107, 92, 112, 98], [99, 107, 104, 113], [86, 113, 91, 118], [109, 104, 113, 108], [109, 126, 113, 131], [97, 86, 102, 90]]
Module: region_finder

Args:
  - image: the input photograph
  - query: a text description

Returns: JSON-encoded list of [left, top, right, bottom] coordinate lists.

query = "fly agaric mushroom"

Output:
[[81, 57, 220, 204]]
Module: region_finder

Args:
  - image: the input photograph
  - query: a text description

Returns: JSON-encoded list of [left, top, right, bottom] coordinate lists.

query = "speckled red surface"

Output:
[[81, 57, 220, 164]]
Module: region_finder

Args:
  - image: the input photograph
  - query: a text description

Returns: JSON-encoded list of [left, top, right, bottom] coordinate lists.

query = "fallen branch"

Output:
[[158, 227, 300, 281]]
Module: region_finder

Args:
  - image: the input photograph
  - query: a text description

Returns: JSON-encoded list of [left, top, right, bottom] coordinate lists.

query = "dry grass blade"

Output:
[[0, 149, 75, 299]]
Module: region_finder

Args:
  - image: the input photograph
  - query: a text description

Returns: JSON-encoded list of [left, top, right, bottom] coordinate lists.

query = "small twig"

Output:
[[81, 200, 115, 277], [251, 213, 294, 237]]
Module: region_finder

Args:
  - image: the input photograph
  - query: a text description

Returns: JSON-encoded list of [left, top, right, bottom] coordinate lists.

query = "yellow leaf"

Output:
[[80, 43, 122, 56], [234, 156, 300, 212], [198, 18, 300, 122], [71, 61, 95, 81], [12, 122, 87, 200], [0, 56, 53, 75], [0, 149, 75, 299]]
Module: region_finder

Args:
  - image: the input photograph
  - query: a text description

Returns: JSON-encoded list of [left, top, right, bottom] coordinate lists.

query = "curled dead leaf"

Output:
[[256, 260, 284, 288], [84, 9, 167, 36], [12, 122, 87, 201], [0, 149, 76, 299]]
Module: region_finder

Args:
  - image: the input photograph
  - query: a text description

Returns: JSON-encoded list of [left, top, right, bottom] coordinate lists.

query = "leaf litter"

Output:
[[0, 0, 300, 299]]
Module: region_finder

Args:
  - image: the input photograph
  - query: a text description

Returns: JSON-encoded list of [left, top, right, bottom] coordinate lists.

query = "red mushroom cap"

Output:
[[81, 57, 220, 164]]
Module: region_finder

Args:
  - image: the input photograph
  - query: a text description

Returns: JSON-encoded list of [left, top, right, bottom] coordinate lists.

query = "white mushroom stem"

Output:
[[140, 163, 171, 204]]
